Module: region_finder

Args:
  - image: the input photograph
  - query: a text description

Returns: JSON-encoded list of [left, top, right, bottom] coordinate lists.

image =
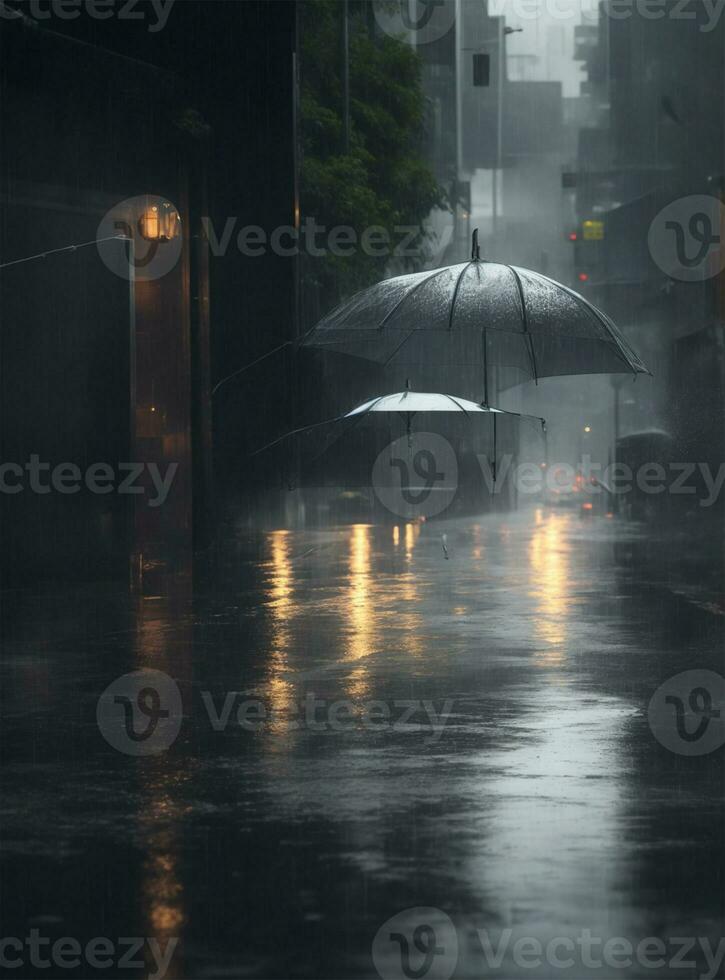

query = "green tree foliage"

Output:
[[300, 0, 443, 309]]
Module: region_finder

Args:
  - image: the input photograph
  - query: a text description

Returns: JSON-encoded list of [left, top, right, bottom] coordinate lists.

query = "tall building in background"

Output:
[[571, 2, 725, 475]]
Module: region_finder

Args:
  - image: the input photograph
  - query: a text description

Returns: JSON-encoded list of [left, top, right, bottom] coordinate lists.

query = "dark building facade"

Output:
[[571, 1, 725, 519], [0, 1, 300, 586]]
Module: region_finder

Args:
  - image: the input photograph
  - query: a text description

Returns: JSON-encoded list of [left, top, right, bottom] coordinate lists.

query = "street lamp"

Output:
[[139, 202, 181, 243]]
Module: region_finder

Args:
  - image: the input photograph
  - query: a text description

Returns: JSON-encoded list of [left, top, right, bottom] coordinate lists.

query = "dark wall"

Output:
[[0, 20, 192, 584], [0, 2, 300, 585], [45, 0, 301, 492]]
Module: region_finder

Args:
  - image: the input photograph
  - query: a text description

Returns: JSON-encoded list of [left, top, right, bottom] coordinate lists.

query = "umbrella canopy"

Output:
[[302, 236, 649, 392], [254, 388, 544, 457], [346, 391, 507, 416]]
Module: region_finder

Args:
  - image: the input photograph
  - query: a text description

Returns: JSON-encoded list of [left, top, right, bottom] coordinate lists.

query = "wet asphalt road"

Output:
[[0, 508, 723, 979]]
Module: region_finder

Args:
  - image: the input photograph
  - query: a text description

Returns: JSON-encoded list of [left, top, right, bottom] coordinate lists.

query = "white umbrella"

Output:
[[254, 387, 545, 482], [345, 391, 507, 416]]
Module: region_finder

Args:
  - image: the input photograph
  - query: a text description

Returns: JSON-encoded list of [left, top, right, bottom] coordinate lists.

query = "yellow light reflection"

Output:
[[264, 529, 295, 733], [398, 570, 424, 658], [141, 795, 186, 939], [345, 524, 374, 698], [528, 513, 572, 667], [472, 523, 484, 561], [404, 521, 420, 556], [268, 530, 292, 614], [134, 584, 188, 980]]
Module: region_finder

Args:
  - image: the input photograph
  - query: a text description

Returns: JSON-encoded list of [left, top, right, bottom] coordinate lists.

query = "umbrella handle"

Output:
[[405, 411, 415, 450], [492, 412, 497, 484], [482, 328, 489, 406]]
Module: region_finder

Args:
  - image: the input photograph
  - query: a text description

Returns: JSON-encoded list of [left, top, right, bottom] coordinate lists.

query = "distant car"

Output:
[[545, 469, 594, 509]]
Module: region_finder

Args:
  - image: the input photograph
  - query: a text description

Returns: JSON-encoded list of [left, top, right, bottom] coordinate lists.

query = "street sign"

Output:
[[583, 219, 605, 241]]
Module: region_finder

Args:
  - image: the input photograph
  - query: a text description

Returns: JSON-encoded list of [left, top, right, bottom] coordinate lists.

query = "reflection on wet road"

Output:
[[0, 509, 723, 978]]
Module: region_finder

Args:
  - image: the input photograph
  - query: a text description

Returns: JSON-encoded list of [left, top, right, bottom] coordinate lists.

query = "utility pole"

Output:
[[492, 15, 504, 241], [342, 0, 350, 153]]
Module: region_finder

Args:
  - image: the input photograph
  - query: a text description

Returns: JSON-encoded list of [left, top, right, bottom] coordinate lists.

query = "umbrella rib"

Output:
[[508, 266, 539, 384], [446, 392, 546, 430], [516, 267, 649, 375], [448, 262, 471, 331], [252, 395, 387, 456], [378, 265, 452, 331], [498, 408, 547, 428], [307, 396, 384, 464], [250, 415, 345, 456], [382, 265, 459, 365], [444, 393, 471, 418]]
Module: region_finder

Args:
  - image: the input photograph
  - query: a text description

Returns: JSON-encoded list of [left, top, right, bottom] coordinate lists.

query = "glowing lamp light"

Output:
[[568, 232, 578, 241], [584, 425, 591, 433], [578, 272, 589, 282], [139, 202, 181, 242]]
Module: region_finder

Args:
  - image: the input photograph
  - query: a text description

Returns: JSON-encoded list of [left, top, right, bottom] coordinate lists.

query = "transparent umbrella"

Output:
[[254, 385, 545, 484], [301, 230, 650, 397]]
